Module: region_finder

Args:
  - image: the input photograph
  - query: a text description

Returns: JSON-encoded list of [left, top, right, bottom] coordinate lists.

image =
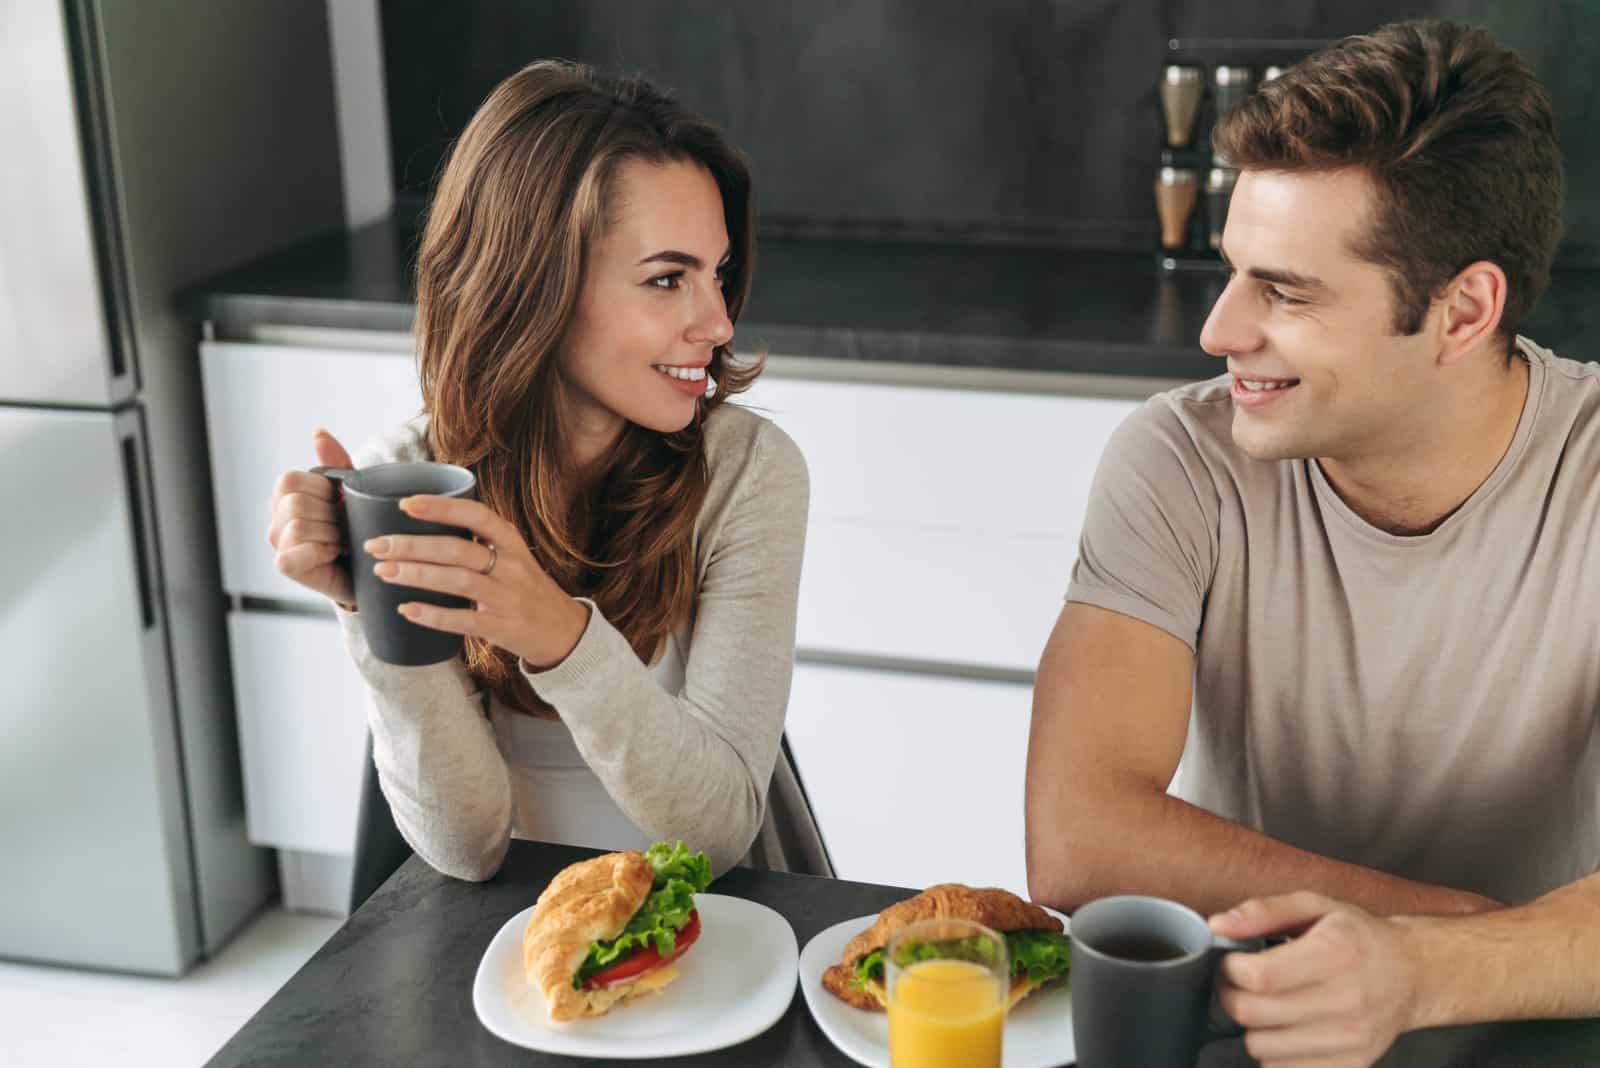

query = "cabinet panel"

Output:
[[228, 610, 369, 855], [201, 340, 422, 601], [784, 662, 1032, 896], [738, 378, 1137, 669]]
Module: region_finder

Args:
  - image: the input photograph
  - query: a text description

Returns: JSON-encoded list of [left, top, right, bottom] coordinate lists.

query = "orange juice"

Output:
[[887, 958, 1005, 1068]]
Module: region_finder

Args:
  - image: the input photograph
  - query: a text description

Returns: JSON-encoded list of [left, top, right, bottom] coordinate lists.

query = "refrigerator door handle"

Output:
[[121, 433, 156, 630]]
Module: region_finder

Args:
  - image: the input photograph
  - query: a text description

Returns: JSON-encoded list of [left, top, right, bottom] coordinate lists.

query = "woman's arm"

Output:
[[521, 420, 808, 875], [337, 609, 514, 882]]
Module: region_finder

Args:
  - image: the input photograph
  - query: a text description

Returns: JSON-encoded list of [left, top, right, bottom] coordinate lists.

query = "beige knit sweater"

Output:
[[334, 402, 829, 879]]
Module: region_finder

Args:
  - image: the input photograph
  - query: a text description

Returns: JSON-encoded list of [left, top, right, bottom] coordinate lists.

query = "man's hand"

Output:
[[1209, 892, 1426, 1068]]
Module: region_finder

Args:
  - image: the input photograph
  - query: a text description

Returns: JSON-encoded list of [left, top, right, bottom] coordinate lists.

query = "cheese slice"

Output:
[[575, 964, 681, 1016]]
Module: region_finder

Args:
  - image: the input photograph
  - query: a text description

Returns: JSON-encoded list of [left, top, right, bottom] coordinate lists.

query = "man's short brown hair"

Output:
[[1213, 19, 1564, 345]]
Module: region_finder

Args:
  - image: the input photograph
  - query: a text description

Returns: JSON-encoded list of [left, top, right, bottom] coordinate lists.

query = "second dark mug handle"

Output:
[[308, 465, 355, 573], [1205, 935, 1274, 1038]]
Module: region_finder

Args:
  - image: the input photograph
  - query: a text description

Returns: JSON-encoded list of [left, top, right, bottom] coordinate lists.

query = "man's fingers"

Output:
[[1211, 890, 1337, 940], [1220, 974, 1360, 1029], [1222, 927, 1352, 995], [1244, 1018, 1378, 1064]]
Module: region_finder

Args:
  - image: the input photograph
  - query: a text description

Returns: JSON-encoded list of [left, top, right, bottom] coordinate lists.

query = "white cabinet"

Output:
[[227, 611, 370, 856], [200, 339, 422, 603], [739, 378, 1139, 672], [785, 662, 1034, 895]]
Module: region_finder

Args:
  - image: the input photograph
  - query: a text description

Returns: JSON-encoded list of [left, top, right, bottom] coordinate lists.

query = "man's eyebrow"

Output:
[[1219, 250, 1325, 291], [636, 247, 734, 269]]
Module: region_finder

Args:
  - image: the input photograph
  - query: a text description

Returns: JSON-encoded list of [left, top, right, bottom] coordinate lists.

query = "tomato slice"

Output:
[[582, 909, 702, 990]]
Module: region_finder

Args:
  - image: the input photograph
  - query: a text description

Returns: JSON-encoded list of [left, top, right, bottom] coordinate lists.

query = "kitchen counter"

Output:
[[204, 840, 1600, 1067], [189, 215, 1600, 385]]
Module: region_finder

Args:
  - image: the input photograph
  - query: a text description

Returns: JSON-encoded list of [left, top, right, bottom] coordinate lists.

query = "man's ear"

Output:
[[1435, 260, 1507, 367]]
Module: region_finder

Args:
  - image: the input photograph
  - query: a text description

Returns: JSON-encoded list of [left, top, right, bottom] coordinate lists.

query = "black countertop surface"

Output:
[[191, 216, 1600, 382], [204, 840, 1600, 1067]]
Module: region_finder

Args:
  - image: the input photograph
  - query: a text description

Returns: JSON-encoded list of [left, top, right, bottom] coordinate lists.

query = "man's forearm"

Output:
[[1399, 870, 1600, 1027], [1029, 785, 1496, 918]]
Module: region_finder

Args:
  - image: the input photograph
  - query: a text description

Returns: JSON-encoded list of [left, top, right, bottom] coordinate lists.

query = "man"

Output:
[[1025, 19, 1599, 1066]]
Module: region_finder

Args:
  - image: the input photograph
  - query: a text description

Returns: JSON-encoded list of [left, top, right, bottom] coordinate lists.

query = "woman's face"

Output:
[[556, 157, 734, 462]]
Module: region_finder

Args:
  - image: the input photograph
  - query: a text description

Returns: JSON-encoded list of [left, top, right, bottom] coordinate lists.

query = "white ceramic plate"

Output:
[[474, 893, 798, 1059], [798, 910, 1075, 1068]]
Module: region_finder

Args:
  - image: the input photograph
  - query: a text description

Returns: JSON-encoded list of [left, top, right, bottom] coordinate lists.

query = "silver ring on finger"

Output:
[[478, 541, 497, 577]]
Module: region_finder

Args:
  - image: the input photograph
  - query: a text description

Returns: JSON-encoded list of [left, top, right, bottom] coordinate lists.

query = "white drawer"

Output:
[[785, 662, 1032, 895], [739, 377, 1138, 671], [201, 340, 423, 602], [228, 610, 370, 855]]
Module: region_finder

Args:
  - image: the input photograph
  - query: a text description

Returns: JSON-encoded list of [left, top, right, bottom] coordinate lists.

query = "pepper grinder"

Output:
[[1156, 163, 1200, 251], [1204, 166, 1238, 249], [1212, 65, 1254, 123], [1159, 65, 1204, 148]]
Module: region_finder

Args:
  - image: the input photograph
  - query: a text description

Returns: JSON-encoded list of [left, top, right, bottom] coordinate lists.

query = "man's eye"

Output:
[[1268, 287, 1307, 307]]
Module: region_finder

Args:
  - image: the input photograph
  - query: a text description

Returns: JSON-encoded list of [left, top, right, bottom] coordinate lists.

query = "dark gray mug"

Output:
[[312, 461, 476, 666], [1070, 895, 1267, 1068]]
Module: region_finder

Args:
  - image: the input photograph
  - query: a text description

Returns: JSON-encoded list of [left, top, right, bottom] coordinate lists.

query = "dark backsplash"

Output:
[[380, 0, 1598, 260]]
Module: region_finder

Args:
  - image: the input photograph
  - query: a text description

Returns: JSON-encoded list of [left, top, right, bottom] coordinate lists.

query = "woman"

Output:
[[266, 61, 825, 880]]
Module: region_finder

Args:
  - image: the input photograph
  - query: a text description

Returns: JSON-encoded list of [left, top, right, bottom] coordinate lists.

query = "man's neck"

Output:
[[1318, 353, 1530, 536]]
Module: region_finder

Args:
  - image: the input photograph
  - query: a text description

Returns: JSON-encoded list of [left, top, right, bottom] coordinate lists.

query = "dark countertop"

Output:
[[205, 840, 1600, 1067], [189, 216, 1600, 382]]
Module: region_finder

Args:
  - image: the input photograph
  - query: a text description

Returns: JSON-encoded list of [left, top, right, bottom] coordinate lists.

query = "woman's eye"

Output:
[[647, 272, 683, 290]]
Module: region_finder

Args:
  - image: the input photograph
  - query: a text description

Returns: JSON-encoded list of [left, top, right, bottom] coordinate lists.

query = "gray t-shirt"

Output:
[[1067, 337, 1600, 904]]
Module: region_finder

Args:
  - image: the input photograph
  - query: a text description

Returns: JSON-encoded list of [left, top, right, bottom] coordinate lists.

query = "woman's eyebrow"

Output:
[[637, 247, 734, 269]]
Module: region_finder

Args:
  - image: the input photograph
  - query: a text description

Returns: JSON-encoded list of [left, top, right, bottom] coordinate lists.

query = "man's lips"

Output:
[[1230, 372, 1300, 408]]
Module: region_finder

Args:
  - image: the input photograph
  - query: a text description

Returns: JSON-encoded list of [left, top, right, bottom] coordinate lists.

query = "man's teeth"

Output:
[[1239, 378, 1295, 392], [654, 364, 706, 381]]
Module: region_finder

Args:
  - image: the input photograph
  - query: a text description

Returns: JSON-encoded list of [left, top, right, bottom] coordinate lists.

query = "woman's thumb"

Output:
[[312, 428, 354, 471]]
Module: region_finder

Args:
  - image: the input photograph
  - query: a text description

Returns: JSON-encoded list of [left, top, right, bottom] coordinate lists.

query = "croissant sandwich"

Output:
[[522, 841, 713, 1021], [821, 883, 1072, 1012]]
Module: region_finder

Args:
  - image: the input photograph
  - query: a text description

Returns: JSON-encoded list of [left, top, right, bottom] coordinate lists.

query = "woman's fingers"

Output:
[[275, 543, 344, 585], [278, 517, 344, 550], [364, 533, 492, 571], [398, 494, 521, 551], [269, 488, 340, 547], [373, 559, 489, 600], [393, 600, 484, 638]]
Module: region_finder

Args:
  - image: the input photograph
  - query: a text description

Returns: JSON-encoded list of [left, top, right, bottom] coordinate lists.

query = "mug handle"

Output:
[[1204, 935, 1277, 1038], [309, 465, 353, 485]]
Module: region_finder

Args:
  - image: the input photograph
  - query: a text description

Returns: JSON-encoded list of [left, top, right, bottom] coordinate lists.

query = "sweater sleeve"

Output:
[[334, 416, 512, 882], [519, 419, 810, 876], [337, 608, 513, 881]]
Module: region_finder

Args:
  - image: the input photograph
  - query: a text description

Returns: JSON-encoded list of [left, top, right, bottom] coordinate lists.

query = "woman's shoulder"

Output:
[[353, 413, 434, 468], [702, 401, 807, 494]]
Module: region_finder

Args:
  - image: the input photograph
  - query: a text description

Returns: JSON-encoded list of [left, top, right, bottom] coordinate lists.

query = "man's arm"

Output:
[[1024, 602, 1499, 918]]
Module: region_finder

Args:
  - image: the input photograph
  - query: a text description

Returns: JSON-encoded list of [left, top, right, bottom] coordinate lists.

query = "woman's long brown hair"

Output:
[[413, 61, 760, 715]]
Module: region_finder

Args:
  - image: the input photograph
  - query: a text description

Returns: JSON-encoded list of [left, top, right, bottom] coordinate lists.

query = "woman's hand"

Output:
[[365, 494, 590, 670], [268, 430, 355, 605]]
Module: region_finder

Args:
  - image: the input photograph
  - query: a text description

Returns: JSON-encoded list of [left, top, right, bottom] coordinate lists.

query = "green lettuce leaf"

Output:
[[1005, 930, 1072, 983], [571, 842, 713, 989], [849, 930, 1071, 991]]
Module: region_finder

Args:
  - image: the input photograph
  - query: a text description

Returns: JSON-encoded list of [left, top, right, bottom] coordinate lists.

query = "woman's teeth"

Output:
[[1239, 378, 1296, 392], [654, 364, 706, 381]]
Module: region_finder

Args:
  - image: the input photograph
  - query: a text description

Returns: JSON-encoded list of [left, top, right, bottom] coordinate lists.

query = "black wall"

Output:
[[381, 0, 1599, 260]]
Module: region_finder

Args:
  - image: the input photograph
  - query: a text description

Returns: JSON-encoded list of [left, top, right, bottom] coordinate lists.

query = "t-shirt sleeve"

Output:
[[1065, 395, 1220, 649]]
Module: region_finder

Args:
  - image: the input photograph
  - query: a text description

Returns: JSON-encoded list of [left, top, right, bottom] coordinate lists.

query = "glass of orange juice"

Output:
[[885, 917, 1009, 1068]]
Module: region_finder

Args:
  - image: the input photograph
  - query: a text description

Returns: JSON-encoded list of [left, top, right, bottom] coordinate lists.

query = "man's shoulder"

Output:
[[1110, 372, 1249, 474]]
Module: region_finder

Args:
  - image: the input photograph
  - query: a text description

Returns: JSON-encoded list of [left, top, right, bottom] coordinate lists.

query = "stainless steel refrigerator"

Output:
[[0, 0, 345, 974]]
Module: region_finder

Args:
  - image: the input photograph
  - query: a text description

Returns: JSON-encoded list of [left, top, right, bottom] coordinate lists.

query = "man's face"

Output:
[[1199, 168, 1441, 465]]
